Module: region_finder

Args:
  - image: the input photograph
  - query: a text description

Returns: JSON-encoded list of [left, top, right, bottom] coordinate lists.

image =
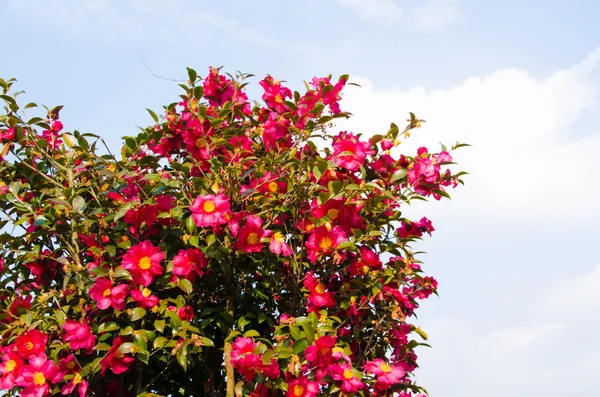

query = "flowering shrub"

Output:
[[0, 67, 467, 397]]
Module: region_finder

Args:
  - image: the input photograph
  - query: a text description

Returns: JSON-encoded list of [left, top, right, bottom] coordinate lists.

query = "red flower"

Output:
[[0, 350, 24, 388], [259, 75, 292, 113], [16, 354, 63, 397], [303, 273, 335, 310], [89, 278, 129, 311], [304, 335, 336, 367], [130, 288, 159, 309], [62, 320, 95, 352], [122, 241, 164, 286], [233, 215, 266, 253], [364, 358, 405, 390], [268, 231, 292, 256], [331, 132, 374, 171], [286, 375, 320, 397], [100, 337, 135, 375], [177, 306, 194, 321], [15, 329, 48, 357], [172, 248, 208, 281], [190, 194, 231, 228], [305, 226, 347, 263], [330, 364, 364, 393]]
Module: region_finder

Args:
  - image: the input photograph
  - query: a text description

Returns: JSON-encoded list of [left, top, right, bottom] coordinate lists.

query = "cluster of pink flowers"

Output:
[[0, 329, 88, 397], [231, 338, 280, 381]]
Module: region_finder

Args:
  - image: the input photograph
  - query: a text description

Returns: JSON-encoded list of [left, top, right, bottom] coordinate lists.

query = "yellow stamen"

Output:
[[203, 200, 216, 213], [319, 236, 333, 250], [138, 256, 152, 270], [5, 359, 16, 372], [33, 372, 45, 385], [247, 232, 259, 245], [343, 369, 354, 380], [268, 181, 279, 193], [380, 362, 392, 373], [102, 288, 112, 297], [142, 288, 152, 298], [273, 232, 285, 243], [315, 283, 326, 295], [326, 208, 339, 220], [293, 384, 304, 396]]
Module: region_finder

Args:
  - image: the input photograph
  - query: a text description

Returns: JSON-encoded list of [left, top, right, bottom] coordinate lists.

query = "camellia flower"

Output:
[[62, 320, 95, 352], [190, 194, 231, 228], [0, 350, 24, 388], [172, 248, 208, 281], [17, 354, 63, 397], [233, 215, 266, 253], [100, 337, 135, 375], [330, 364, 364, 393], [15, 329, 48, 357], [122, 240, 164, 286], [304, 335, 336, 367], [58, 355, 88, 397], [303, 273, 335, 310], [305, 225, 347, 263], [331, 132, 374, 171], [230, 337, 279, 381], [268, 231, 292, 256], [130, 288, 159, 309], [259, 75, 292, 113], [89, 278, 130, 311], [177, 306, 194, 321], [286, 375, 320, 397], [364, 358, 405, 390]]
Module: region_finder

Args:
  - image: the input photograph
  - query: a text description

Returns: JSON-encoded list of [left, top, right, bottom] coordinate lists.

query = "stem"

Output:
[[224, 263, 235, 397]]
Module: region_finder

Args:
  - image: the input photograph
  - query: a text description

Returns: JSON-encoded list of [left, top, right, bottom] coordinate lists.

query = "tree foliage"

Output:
[[0, 68, 466, 397]]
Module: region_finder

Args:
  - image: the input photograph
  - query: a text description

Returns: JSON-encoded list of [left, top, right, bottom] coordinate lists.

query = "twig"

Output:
[[133, 50, 186, 82]]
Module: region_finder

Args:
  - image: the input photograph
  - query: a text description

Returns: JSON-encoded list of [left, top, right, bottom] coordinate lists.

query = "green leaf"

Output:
[[243, 330, 260, 338], [177, 279, 193, 295], [105, 245, 116, 257], [187, 67, 197, 82], [131, 307, 146, 321], [98, 322, 120, 333], [153, 336, 168, 349], [154, 319, 166, 333], [117, 342, 136, 354], [114, 267, 133, 281], [390, 169, 407, 183], [146, 108, 159, 123], [193, 85, 204, 100], [292, 338, 309, 354], [200, 337, 214, 347], [186, 216, 196, 234], [94, 343, 112, 351]]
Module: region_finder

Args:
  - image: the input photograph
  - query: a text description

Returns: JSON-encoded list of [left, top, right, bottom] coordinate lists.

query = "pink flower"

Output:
[[0, 350, 24, 389], [331, 132, 374, 171], [89, 278, 130, 311], [259, 75, 292, 113], [233, 215, 266, 253], [268, 231, 292, 256], [177, 306, 194, 321], [286, 375, 320, 397], [17, 354, 63, 397], [172, 248, 208, 280], [15, 329, 48, 357], [130, 288, 159, 308], [122, 240, 164, 286], [263, 112, 292, 152], [364, 359, 405, 390], [304, 335, 336, 367], [190, 194, 231, 228], [100, 337, 135, 375], [330, 364, 364, 393], [305, 226, 347, 263], [62, 320, 95, 352], [303, 273, 335, 310]]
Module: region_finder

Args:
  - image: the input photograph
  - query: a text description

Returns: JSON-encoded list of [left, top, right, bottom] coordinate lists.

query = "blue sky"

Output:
[[1, 1, 599, 396]]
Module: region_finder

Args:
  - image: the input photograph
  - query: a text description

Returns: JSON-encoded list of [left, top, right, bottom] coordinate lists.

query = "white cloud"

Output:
[[336, 47, 600, 220], [5, 0, 276, 46], [412, 0, 460, 32], [415, 262, 600, 397], [333, 0, 403, 21], [333, 0, 459, 31]]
